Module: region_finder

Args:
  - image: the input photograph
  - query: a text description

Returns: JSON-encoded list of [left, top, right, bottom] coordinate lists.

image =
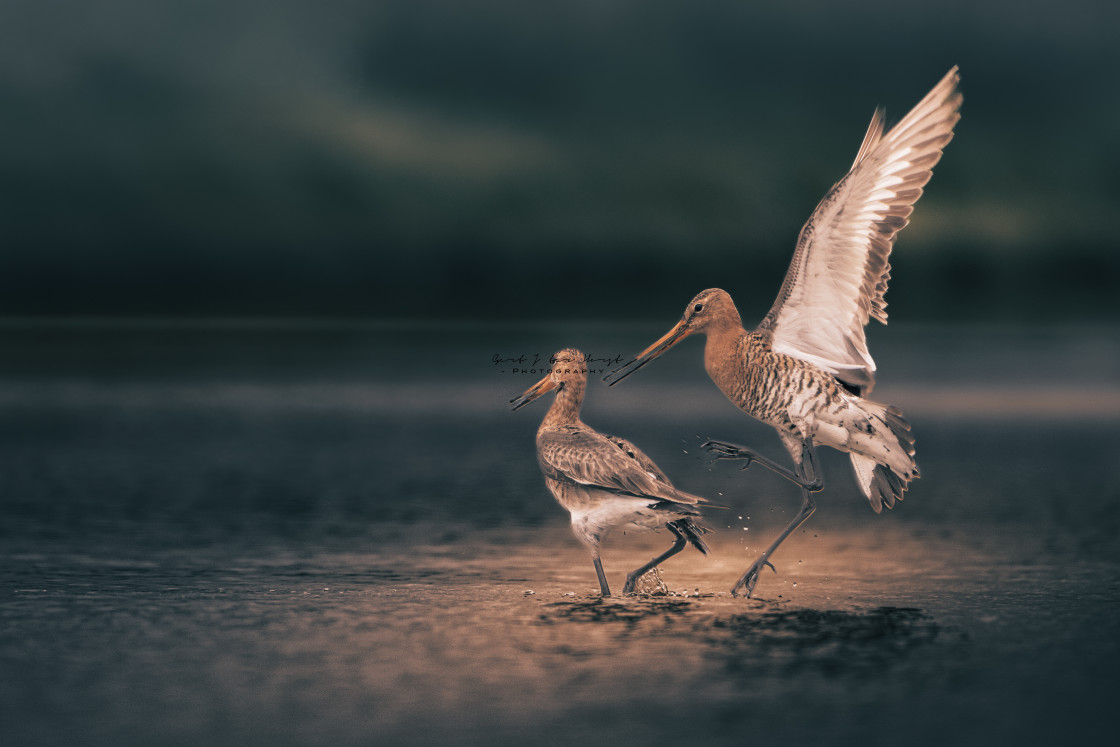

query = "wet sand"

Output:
[[1, 321, 1118, 745], [3, 523, 1116, 746]]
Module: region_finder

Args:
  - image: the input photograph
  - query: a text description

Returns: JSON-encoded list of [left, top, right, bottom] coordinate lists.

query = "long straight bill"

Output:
[[509, 375, 558, 411], [602, 319, 690, 386]]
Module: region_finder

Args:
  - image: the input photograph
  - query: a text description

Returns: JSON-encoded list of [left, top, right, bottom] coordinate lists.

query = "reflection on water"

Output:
[[706, 607, 947, 678], [540, 596, 698, 625], [1, 320, 1118, 745], [539, 598, 950, 678]]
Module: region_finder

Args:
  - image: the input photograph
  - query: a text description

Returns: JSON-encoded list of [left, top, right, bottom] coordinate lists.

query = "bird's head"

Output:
[[603, 289, 739, 386], [510, 348, 587, 411]]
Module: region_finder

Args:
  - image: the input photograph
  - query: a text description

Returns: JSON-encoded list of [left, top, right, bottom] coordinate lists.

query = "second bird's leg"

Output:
[[702, 439, 824, 491], [622, 524, 687, 595], [731, 442, 821, 598], [592, 555, 612, 597]]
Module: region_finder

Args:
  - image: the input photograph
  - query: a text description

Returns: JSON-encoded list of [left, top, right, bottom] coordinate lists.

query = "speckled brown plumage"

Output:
[[511, 349, 711, 596]]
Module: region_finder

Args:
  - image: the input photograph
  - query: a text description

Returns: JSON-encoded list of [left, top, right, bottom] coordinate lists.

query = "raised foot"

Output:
[[701, 439, 755, 469], [730, 559, 776, 598]]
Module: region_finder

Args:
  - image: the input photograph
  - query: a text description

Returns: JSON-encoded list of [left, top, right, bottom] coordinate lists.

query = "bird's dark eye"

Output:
[[694, 303, 704, 313]]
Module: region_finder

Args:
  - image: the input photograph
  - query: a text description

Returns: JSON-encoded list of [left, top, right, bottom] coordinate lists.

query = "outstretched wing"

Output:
[[537, 426, 705, 505], [759, 67, 962, 393]]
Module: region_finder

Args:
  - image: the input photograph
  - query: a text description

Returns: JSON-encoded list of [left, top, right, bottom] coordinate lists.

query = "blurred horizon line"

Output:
[[3, 314, 1120, 331]]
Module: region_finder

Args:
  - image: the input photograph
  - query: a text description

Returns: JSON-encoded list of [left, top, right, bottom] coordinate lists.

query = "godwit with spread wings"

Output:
[[604, 68, 961, 597], [511, 348, 711, 596]]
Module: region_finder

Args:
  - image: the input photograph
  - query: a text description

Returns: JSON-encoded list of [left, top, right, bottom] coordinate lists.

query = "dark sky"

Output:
[[2, 1, 1118, 321]]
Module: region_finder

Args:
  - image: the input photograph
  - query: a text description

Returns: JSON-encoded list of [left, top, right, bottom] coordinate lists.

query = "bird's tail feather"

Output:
[[851, 454, 900, 513], [671, 517, 712, 555], [844, 401, 920, 513]]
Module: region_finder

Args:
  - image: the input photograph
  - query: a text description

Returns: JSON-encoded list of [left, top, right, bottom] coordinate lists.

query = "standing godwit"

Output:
[[511, 348, 711, 596], [604, 68, 962, 597]]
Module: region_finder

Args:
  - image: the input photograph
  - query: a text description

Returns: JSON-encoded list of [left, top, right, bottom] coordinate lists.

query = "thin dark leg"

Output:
[[622, 524, 688, 595], [592, 555, 611, 596], [730, 442, 822, 597], [702, 439, 824, 491], [731, 486, 815, 597]]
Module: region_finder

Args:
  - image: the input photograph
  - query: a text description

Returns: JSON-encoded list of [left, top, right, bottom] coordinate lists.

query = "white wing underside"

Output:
[[760, 67, 962, 393]]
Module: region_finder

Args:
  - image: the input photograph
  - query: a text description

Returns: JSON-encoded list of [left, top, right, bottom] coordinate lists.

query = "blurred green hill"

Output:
[[1, 1, 1117, 322]]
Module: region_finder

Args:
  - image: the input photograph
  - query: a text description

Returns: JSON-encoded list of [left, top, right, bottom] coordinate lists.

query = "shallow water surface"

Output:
[[1, 321, 1118, 745]]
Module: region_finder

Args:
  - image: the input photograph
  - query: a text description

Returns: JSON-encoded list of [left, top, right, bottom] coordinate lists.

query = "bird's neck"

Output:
[[703, 318, 755, 381], [703, 313, 749, 353], [541, 379, 585, 428]]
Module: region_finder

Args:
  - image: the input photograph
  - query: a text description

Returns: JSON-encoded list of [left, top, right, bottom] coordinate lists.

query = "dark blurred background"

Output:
[[3, 6, 1120, 745], [2, 0, 1118, 323]]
